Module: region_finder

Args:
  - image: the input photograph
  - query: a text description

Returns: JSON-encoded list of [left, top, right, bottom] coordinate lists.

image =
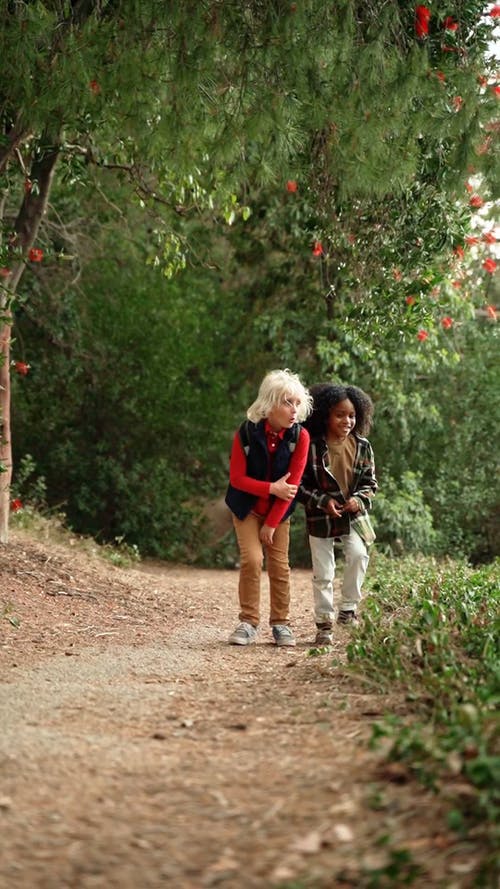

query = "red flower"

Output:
[[483, 258, 497, 274], [10, 499, 23, 512], [14, 361, 30, 376], [478, 75, 488, 88], [489, 5, 500, 17], [441, 316, 453, 329], [452, 280, 462, 289], [89, 79, 101, 95], [492, 85, 500, 97], [465, 181, 473, 193], [312, 241, 324, 256], [286, 180, 298, 193], [486, 304, 497, 320], [415, 5, 431, 37], [469, 195, 484, 208], [453, 245, 464, 259], [24, 179, 32, 194], [476, 137, 491, 156], [0, 267, 11, 278], [482, 231, 497, 245], [453, 96, 463, 111], [436, 71, 446, 82], [392, 268, 403, 282], [443, 16, 458, 30], [28, 247, 43, 262], [465, 236, 480, 246], [417, 329, 428, 341], [406, 296, 416, 306]]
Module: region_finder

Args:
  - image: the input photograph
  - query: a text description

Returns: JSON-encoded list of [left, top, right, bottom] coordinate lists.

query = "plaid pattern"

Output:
[[297, 433, 377, 538]]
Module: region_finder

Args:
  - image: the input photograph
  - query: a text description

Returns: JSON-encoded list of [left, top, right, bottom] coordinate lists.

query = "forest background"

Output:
[[1, 0, 499, 567]]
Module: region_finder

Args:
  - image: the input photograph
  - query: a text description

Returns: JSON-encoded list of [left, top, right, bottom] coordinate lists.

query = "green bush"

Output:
[[372, 471, 437, 555], [348, 555, 500, 886]]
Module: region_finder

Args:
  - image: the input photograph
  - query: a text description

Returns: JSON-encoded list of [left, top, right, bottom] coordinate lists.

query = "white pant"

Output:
[[309, 530, 369, 623]]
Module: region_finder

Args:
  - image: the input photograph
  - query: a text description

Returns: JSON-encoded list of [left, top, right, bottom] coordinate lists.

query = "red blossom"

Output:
[[312, 241, 324, 257], [483, 258, 497, 274], [489, 5, 500, 17], [415, 5, 431, 37], [453, 96, 463, 111], [486, 304, 497, 320], [406, 296, 416, 306], [28, 247, 44, 262], [10, 499, 23, 512], [89, 79, 101, 95], [14, 361, 30, 376], [476, 137, 492, 155], [417, 329, 428, 341], [493, 85, 500, 97], [452, 280, 462, 289], [0, 267, 11, 277], [465, 181, 473, 193], [24, 179, 32, 194], [286, 180, 298, 193], [443, 16, 458, 30], [436, 71, 446, 82], [482, 231, 497, 244], [465, 236, 480, 246], [453, 245, 464, 259], [441, 316, 453, 329], [392, 268, 403, 282], [478, 75, 488, 88], [469, 195, 484, 208]]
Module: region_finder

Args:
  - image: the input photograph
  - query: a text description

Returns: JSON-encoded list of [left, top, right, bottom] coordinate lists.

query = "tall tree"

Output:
[[1, 0, 498, 540]]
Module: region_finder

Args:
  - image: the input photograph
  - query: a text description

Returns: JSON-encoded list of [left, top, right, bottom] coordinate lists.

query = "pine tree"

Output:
[[1, 0, 498, 540]]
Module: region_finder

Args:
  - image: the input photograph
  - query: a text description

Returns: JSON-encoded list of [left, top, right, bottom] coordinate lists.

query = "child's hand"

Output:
[[270, 473, 297, 501], [260, 524, 275, 546], [326, 499, 343, 517], [342, 497, 360, 514]]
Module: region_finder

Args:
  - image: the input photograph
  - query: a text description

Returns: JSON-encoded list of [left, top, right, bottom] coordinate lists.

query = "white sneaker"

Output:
[[272, 625, 296, 647], [228, 621, 258, 646]]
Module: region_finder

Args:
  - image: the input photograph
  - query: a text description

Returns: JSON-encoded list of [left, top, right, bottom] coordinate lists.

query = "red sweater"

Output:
[[228, 423, 310, 527]]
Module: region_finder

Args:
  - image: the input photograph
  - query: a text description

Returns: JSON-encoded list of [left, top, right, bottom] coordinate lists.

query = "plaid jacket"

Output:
[[297, 433, 378, 538]]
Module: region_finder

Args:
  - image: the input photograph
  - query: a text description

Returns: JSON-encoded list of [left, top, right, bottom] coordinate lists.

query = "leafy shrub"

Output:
[[372, 471, 437, 555], [348, 555, 500, 886]]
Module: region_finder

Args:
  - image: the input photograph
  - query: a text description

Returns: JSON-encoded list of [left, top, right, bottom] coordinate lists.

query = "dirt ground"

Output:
[[0, 529, 483, 888]]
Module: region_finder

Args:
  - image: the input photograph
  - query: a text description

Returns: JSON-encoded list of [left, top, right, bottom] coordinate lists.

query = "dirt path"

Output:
[[0, 530, 472, 888]]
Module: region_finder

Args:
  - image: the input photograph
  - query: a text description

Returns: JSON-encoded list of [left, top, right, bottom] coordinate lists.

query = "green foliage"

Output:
[[372, 471, 437, 555], [3, 1, 499, 562], [10, 453, 47, 509], [11, 215, 248, 558], [347, 555, 500, 885]]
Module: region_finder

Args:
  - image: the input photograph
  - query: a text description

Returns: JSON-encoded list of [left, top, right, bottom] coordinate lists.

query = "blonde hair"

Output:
[[247, 369, 313, 423]]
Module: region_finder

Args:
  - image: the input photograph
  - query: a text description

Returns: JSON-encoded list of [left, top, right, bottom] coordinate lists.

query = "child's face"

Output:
[[327, 398, 356, 441], [267, 393, 301, 431]]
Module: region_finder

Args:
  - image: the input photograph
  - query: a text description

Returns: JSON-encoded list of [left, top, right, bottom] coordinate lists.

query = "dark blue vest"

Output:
[[225, 419, 299, 522]]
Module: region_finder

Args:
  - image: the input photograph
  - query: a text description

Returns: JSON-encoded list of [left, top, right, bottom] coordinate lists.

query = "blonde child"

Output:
[[225, 369, 312, 647]]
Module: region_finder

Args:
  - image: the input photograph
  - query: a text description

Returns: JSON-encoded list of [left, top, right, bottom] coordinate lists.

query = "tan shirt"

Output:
[[327, 434, 356, 498]]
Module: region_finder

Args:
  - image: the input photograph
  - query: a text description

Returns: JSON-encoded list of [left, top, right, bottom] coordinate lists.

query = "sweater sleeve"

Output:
[[265, 427, 310, 528], [228, 431, 272, 497]]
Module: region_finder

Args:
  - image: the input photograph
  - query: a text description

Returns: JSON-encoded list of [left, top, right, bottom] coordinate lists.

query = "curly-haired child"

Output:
[[297, 383, 378, 645], [225, 369, 312, 647]]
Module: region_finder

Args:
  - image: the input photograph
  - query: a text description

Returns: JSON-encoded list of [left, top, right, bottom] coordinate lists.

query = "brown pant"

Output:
[[232, 513, 291, 627]]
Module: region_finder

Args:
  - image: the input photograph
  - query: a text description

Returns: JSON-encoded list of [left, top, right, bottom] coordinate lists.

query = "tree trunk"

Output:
[[0, 139, 60, 543]]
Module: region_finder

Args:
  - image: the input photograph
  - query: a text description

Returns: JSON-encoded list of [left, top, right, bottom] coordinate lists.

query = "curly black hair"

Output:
[[303, 383, 374, 439]]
